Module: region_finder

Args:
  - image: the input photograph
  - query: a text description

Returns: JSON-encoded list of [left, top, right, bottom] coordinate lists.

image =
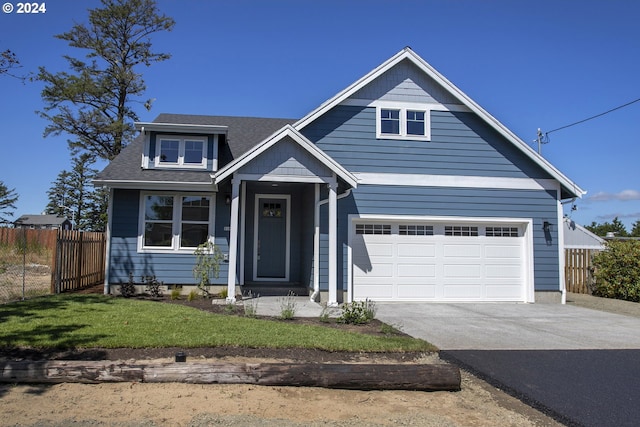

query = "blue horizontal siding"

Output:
[[108, 189, 229, 286], [316, 185, 560, 293], [301, 106, 551, 179]]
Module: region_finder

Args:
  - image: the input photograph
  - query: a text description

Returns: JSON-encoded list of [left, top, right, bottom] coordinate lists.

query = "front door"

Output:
[[254, 195, 290, 280]]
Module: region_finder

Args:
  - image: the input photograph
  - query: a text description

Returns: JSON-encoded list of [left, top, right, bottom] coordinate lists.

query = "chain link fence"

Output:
[[0, 228, 55, 304]]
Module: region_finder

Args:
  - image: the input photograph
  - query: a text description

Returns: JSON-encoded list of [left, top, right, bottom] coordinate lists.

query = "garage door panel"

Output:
[[354, 284, 393, 300], [363, 242, 393, 257], [397, 263, 436, 278], [397, 284, 436, 299], [444, 244, 481, 258], [443, 284, 482, 299], [444, 264, 482, 278], [486, 265, 522, 279], [485, 244, 521, 259], [354, 261, 393, 278], [486, 284, 523, 299], [397, 243, 436, 258]]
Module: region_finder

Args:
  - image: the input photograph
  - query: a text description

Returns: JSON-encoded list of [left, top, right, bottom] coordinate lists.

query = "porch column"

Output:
[[226, 176, 240, 303], [328, 178, 338, 306]]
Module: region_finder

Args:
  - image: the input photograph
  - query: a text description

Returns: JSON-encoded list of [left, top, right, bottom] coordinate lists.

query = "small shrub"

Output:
[[224, 303, 237, 314], [593, 240, 640, 302], [243, 291, 260, 318], [120, 273, 136, 298], [218, 288, 228, 299], [278, 291, 298, 320], [193, 241, 224, 297], [338, 299, 377, 325], [143, 275, 163, 298], [170, 288, 181, 300], [319, 304, 331, 323], [187, 289, 198, 302]]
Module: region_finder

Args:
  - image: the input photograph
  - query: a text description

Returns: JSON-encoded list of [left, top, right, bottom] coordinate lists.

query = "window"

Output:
[[445, 226, 479, 236], [140, 194, 213, 251], [356, 224, 391, 235], [377, 105, 430, 140], [155, 136, 206, 168], [399, 224, 434, 236], [486, 227, 519, 237]]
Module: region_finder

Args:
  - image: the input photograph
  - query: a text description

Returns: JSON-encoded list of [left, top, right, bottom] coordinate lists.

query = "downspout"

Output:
[[103, 187, 114, 295], [311, 186, 352, 302]]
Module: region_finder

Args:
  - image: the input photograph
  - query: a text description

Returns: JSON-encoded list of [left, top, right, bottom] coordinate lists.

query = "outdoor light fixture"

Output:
[[543, 221, 552, 232], [225, 194, 231, 205]]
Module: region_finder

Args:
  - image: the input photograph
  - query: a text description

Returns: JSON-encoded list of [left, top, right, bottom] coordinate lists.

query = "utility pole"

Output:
[[535, 128, 548, 154]]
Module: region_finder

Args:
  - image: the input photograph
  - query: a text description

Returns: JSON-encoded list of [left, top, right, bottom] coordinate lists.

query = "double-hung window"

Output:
[[377, 105, 430, 140], [140, 193, 213, 252], [155, 136, 207, 168]]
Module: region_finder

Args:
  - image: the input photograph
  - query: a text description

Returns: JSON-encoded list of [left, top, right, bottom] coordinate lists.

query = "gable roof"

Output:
[[563, 217, 606, 249], [215, 125, 358, 187], [14, 214, 69, 226], [294, 47, 585, 199]]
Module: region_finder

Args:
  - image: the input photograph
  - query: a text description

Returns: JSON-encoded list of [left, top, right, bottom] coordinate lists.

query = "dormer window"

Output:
[[376, 104, 430, 141], [155, 136, 207, 168]]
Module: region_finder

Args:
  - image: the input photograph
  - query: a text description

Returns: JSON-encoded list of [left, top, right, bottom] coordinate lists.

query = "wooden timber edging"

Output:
[[0, 360, 461, 392]]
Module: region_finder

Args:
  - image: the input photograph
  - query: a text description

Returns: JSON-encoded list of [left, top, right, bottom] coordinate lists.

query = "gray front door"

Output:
[[255, 196, 289, 279]]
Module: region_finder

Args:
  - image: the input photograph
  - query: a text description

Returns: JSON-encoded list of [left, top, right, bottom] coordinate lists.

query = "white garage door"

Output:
[[351, 220, 529, 302]]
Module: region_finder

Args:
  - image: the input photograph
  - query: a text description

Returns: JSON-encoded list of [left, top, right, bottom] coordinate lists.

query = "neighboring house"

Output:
[[95, 48, 585, 305], [14, 214, 72, 230], [563, 217, 605, 250]]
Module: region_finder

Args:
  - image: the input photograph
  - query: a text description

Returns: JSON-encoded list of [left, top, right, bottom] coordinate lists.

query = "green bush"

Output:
[[593, 240, 640, 302], [338, 299, 376, 325]]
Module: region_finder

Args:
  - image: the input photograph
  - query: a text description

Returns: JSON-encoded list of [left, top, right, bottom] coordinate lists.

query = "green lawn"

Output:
[[0, 295, 435, 352]]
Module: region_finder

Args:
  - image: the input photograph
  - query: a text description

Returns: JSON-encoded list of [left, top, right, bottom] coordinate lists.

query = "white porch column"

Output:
[[226, 176, 240, 303], [328, 178, 338, 306]]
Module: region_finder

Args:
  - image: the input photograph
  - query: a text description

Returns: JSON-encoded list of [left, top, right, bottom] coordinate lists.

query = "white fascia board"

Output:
[[215, 125, 358, 187], [294, 47, 585, 199], [93, 179, 217, 192], [135, 122, 228, 135], [354, 172, 560, 192]]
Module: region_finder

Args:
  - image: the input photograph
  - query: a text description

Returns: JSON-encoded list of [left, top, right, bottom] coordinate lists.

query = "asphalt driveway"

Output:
[[376, 299, 640, 427]]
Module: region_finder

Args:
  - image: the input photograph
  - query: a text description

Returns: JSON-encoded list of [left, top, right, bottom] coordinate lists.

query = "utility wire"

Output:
[[546, 97, 640, 134]]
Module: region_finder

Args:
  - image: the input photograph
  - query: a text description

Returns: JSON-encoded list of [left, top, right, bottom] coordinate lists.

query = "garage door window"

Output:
[[356, 224, 391, 235], [445, 226, 478, 236], [486, 227, 519, 237], [399, 225, 434, 235]]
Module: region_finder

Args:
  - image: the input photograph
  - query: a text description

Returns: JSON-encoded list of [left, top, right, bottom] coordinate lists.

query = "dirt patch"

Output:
[[0, 294, 562, 426]]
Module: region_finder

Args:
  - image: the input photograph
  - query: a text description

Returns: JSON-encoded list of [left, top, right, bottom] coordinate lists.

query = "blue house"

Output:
[[95, 48, 585, 305]]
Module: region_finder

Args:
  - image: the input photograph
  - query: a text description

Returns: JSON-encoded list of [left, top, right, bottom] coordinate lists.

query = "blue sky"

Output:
[[1, 0, 639, 229]]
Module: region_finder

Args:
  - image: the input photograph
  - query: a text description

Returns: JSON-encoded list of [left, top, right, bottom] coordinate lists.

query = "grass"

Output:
[[0, 294, 435, 353]]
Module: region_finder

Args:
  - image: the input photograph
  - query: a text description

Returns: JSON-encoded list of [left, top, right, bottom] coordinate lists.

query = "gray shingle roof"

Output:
[[96, 114, 295, 185], [14, 215, 69, 226]]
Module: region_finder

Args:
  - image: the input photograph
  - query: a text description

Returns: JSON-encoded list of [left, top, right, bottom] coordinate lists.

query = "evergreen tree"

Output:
[[37, 0, 175, 160], [0, 181, 19, 224], [585, 217, 629, 237], [631, 220, 640, 238]]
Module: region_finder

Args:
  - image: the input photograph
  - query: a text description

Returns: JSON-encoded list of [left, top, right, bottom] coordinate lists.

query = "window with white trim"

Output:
[[399, 224, 434, 236], [154, 136, 207, 168], [140, 193, 213, 251], [445, 226, 479, 236], [377, 106, 430, 140], [486, 226, 519, 237], [356, 224, 391, 235]]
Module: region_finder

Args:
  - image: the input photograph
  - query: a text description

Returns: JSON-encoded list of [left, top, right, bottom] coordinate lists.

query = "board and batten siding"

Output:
[[108, 188, 229, 286], [302, 106, 552, 180]]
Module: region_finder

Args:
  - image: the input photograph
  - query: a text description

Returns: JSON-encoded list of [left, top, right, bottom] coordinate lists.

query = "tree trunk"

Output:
[[0, 361, 461, 392]]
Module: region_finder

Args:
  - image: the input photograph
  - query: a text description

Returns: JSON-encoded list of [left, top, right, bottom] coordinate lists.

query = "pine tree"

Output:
[[0, 181, 19, 224]]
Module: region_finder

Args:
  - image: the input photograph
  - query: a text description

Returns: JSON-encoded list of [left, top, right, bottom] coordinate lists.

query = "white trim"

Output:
[[239, 181, 247, 286], [347, 214, 535, 303], [341, 98, 472, 113], [154, 135, 208, 169], [557, 191, 567, 304], [227, 177, 240, 303], [215, 125, 358, 188], [93, 179, 216, 191], [294, 48, 584, 198], [235, 173, 332, 184], [375, 104, 431, 141], [137, 191, 216, 254], [312, 183, 320, 301], [252, 194, 291, 282], [135, 122, 228, 134], [328, 178, 338, 306], [354, 172, 560, 192]]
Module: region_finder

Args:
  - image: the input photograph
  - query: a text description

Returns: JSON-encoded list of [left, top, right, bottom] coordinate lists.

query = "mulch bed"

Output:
[[1, 291, 427, 364]]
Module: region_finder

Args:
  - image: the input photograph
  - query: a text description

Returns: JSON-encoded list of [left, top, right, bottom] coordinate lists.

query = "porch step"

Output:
[[240, 285, 310, 298]]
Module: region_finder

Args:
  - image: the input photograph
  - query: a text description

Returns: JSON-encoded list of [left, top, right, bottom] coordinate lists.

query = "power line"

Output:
[[547, 97, 640, 134], [535, 97, 640, 154]]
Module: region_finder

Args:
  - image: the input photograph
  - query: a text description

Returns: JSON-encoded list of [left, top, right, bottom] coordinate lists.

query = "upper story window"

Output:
[[376, 105, 431, 141], [155, 136, 207, 168]]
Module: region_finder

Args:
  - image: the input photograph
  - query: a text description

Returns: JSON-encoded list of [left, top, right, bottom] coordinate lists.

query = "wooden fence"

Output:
[[564, 248, 599, 294], [51, 230, 106, 293], [0, 227, 57, 250]]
